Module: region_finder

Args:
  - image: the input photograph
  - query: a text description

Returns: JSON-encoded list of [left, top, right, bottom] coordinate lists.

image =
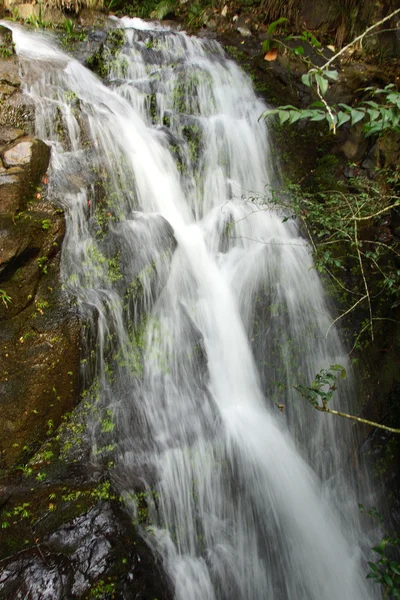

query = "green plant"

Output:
[[150, 0, 176, 20], [262, 17, 289, 54], [63, 18, 75, 35], [88, 579, 116, 599], [250, 173, 400, 346], [37, 256, 49, 274], [0, 43, 13, 58], [41, 219, 51, 230], [262, 83, 400, 137], [261, 8, 400, 135], [187, 2, 208, 28], [357, 506, 400, 598], [24, 3, 50, 29], [0, 289, 12, 308], [367, 536, 400, 597], [295, 365, 400, 434], [36, 299, 49, 313]]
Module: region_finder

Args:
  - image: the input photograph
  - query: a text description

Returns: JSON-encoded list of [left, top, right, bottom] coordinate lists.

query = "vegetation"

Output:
[[0, 288, 12, 308], [261, 9, 400, 135], [251, 168, 400, 350], [296, 365, 400, 434]]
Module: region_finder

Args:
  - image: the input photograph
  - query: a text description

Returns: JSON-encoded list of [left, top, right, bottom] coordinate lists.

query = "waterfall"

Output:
[[5, 18, 378, 599]]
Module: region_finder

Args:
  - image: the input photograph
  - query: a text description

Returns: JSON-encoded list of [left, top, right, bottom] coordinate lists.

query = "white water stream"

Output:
[[5, 18, 377, 599]]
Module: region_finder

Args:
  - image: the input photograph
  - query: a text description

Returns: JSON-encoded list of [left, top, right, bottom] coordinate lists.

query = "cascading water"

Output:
[[5, 18, 378, 599]]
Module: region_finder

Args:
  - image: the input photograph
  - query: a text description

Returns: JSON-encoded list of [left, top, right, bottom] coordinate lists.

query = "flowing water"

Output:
[[5, 18, 378, 599]]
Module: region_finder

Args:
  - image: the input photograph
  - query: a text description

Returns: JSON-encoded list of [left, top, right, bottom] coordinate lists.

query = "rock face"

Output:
[[0, 31, 81, 471], [0, 27, 172, 600], [0, 498, 170, 600]]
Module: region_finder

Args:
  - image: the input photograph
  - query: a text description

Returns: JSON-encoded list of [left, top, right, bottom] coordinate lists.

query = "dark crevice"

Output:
[[0, 246, 40, 283]]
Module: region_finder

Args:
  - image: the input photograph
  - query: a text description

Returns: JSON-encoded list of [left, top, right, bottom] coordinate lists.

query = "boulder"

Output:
[[0, 137, 51, 215], [0, 498, 171, 599], [0, 126, 24, 147]]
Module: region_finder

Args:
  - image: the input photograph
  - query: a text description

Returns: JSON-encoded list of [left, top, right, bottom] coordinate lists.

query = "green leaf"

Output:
[[309, 111, 326, 122], [262, 39, 271, 53], [383, 573, 393, 587], [305, 31, 321, 48], [363, 100, 379, 109], [315, 73, 328, 96], [267, 17, 289, 38], [299, 109, 316, 119], [367, 108, 380, 122], [324, 70, 338, 82], [350, 108, 365, 126], [368, 562, 380, 573], [301, 73, 312, 88], [387, 92, 400, 108], [364, 123, 383, 137], [390, 562, 400, 576], [259, 109, 278, 121], [279, 110, 290, 124], [337, 111, 351, 128], [372, 537, 391, 555], [294, 45, 304, 56], [288, 110, 302, 124]]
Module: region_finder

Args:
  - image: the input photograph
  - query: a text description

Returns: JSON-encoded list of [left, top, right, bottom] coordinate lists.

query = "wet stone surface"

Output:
[[0, 500, 171, 600]]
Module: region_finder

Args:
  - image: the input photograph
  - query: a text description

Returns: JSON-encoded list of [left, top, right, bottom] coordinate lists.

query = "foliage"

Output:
[[295, 364, 346, 409], [295, 365, 400, 434], [150, 0, 176, 20], [367, 535, 400, 598], [0, 288, 12, 308], [256, 171, 400, 347], [262, 82, 400, 137], [0, 29, 15, 58], [261, 9, 400, 135], [358, 506, 400, 599]]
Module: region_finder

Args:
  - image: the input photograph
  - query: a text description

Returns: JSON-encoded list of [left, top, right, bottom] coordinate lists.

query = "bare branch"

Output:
[[321, 8, 400, 70], [314, 404, 400, 434]]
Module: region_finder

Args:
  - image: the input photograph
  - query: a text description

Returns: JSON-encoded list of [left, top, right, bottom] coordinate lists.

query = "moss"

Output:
[[0, 27, 15, 58], [84, 28, 125, 79]]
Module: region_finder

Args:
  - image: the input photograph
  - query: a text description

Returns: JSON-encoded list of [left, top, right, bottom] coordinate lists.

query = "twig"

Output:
[[349, 317, 399, 355], [313, 404, 400, 434], [315, 80, 337, 134], [356, 221, 374, 339], [321, 8, 400, 70], [30, 527, 48, 566], [345, 202, 400, 222], [325, 294, 368, 338]]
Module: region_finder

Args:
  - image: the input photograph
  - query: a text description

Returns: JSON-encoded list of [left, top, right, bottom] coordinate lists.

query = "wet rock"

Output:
[[0, 93, 35, 133], [0, 498, 171, 600], [78, 8, 107, 28], [0, 168, 22, 214], [0, 137, 51, 215], [3, 137, 50, 171], [0, 63, 79, 469], [0, 55, 20, 88], [0, 125, 24, 147], [3, 138, 38, 167], [0, 204, 81, 468]]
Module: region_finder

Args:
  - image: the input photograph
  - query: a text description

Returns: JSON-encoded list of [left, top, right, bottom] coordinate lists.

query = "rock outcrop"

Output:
[[0, 27, 81, 471]]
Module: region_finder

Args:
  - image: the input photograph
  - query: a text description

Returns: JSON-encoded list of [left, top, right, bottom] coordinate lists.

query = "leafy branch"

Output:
[[260, 8, 400, 135], [294, 365, 400, 435], [251, 177, 400, 345]]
